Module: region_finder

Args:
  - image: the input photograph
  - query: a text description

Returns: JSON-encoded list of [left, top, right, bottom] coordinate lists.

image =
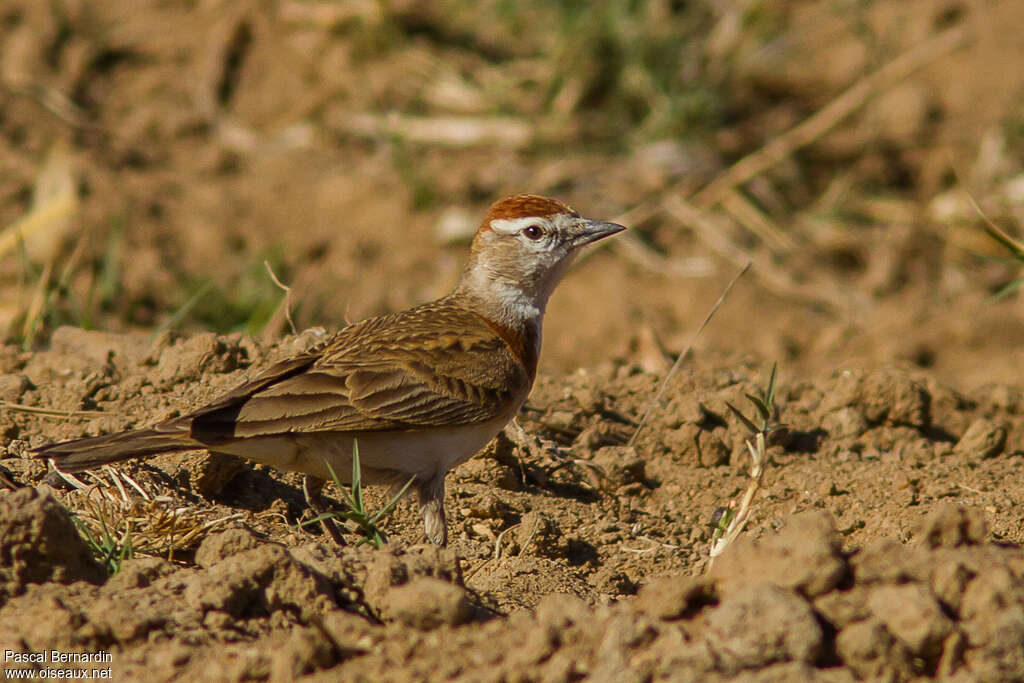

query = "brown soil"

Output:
[[3, 1, 1024, 681]]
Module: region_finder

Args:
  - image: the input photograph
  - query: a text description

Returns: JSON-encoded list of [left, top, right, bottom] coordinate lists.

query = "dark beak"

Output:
[[574, 219, 627, 248]]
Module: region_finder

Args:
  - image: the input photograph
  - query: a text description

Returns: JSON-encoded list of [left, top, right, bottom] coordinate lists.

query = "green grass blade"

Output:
[[351, 440, 365, 515], [368, 476, 416, 526], [765, 363, 778, 408], [725, 401, 759, 434], [150, 281, 213, 342], [993, 277, 1024, 300]]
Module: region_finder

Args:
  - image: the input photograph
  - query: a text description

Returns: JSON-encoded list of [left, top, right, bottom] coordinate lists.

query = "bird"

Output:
[[33, 194, 626, 546]]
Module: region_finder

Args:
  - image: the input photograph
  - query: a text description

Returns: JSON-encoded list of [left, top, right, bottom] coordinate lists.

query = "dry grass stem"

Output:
[[340, 113, 532, 148], [0, 145, 79, 262], [589, 22, 966, 280], [707, 364, 778, 570], [264, 259, 298, 338], [74, 492, 230, 560], [54, 470, 89, 490], [719, 188, 796, 251], [607, 230, 716, 278], [966, 192, 1024, 257], [663, 195, 851, 313], [0, 80, 95, 130], [692, 24, 967, 208], [706, 431, 766, 569], [102, 465, 131, 506], [0, 401, 108, 418], [628, 262, 750, 448], [118, 471, 151, 501]]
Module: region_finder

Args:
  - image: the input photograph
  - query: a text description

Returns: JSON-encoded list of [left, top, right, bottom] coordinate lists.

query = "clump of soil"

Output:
[[0, 487, 105, 603], [1, 328, 1023, 679]]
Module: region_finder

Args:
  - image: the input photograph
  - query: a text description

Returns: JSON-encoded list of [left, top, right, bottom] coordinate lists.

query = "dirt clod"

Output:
[[514, 511, 563, 558], [836, 617, 915, 680], [4, 330, 1024, 679], [868, 583, 953, 662], [382, 577, 470, 630], [0, 487, 105, 604], [591, 446, 646, 486], [711, 511, 848, 599], [636, 575, 716, 620], [269, 625, 338, 680], [918, 503, 988, 549], [185, 545, 332, 619], [195, 527, 265, 568], [705, 582, 824, 674], [954, 418, 1007, 460]]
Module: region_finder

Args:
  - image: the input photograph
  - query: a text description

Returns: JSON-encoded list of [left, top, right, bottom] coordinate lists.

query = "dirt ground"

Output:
[[2, 1, 1024, 681]]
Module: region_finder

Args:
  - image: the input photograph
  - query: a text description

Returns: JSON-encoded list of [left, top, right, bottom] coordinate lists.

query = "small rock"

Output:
[[465, 491, 509, 520], [589, 566, 637, 595], [711, 511, 848, 599], [479, 430, 520, 467], [535, 593, 591, 630], [636, 575, 716, 620], [189, 452, 248, 497], [696, 431, 731, 468], [515, 511, 563, 558], [363, 552, 408, 613], [195, 527, 264, 568], [363, 545, 462, 617], [542, 410, 578, 433], [822, 407, 868, 439], [591, 446, 646, 486], [705, 583, 823, 674], [383, 577, 469, 630], [814, 586, 872, 629], [953, 418, 1006, 460], [868, 583, 952, 661], [153, 333, 244, 389], [0, 488, 106, 604], [104, 557, 175, 591], [320, 609, 375, 660], [836, 617, 914, 681], [269, 625, 337, 680], [574, 423, 622, 450], [824, 369, 929, 427], [930, 557, 974, 613], [960, 570, 1024, 678], [917, 503, 988, 549], [852, 538, 927, 584], [0, 374, 31, 402], [186, 545, 330, 618], [456, 457, 520, 490]]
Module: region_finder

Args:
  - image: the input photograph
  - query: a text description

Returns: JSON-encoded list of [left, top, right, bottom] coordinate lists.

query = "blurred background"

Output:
[[1, 0, 1022, 387]]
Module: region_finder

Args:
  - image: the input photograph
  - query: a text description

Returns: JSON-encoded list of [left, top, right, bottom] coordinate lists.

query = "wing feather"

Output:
[[186, 300, 530, 445]]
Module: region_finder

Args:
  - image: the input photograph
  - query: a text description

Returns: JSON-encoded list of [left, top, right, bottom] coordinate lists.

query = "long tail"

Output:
[[32, 428, 197, 473]]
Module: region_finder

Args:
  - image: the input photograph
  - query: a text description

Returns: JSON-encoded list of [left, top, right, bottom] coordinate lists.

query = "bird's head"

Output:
[[456, 194, 626, 323]]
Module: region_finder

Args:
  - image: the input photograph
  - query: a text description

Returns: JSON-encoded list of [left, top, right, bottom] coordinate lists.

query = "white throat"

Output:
[[463, 265, 546, 324]]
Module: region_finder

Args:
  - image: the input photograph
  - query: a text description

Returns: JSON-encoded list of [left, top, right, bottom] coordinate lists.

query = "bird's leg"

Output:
[[418, 475, 447, 546], [302, 474, 346, 545]]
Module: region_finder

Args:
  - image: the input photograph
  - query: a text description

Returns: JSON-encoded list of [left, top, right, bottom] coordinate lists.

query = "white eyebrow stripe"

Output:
[[489, 216, 546, 235]]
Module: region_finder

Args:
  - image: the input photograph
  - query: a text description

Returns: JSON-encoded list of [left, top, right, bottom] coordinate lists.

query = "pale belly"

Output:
[[212, 414, 512, 484]]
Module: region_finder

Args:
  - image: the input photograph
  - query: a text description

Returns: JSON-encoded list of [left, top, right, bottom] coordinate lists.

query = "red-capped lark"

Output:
[[33, 195, 626, 546]]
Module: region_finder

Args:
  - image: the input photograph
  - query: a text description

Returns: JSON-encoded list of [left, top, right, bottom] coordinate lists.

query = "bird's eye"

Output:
[[522, 224, 544, 240]]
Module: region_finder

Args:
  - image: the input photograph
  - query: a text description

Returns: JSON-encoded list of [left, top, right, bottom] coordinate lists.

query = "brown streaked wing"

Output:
[[186, 300, 527, 442]]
